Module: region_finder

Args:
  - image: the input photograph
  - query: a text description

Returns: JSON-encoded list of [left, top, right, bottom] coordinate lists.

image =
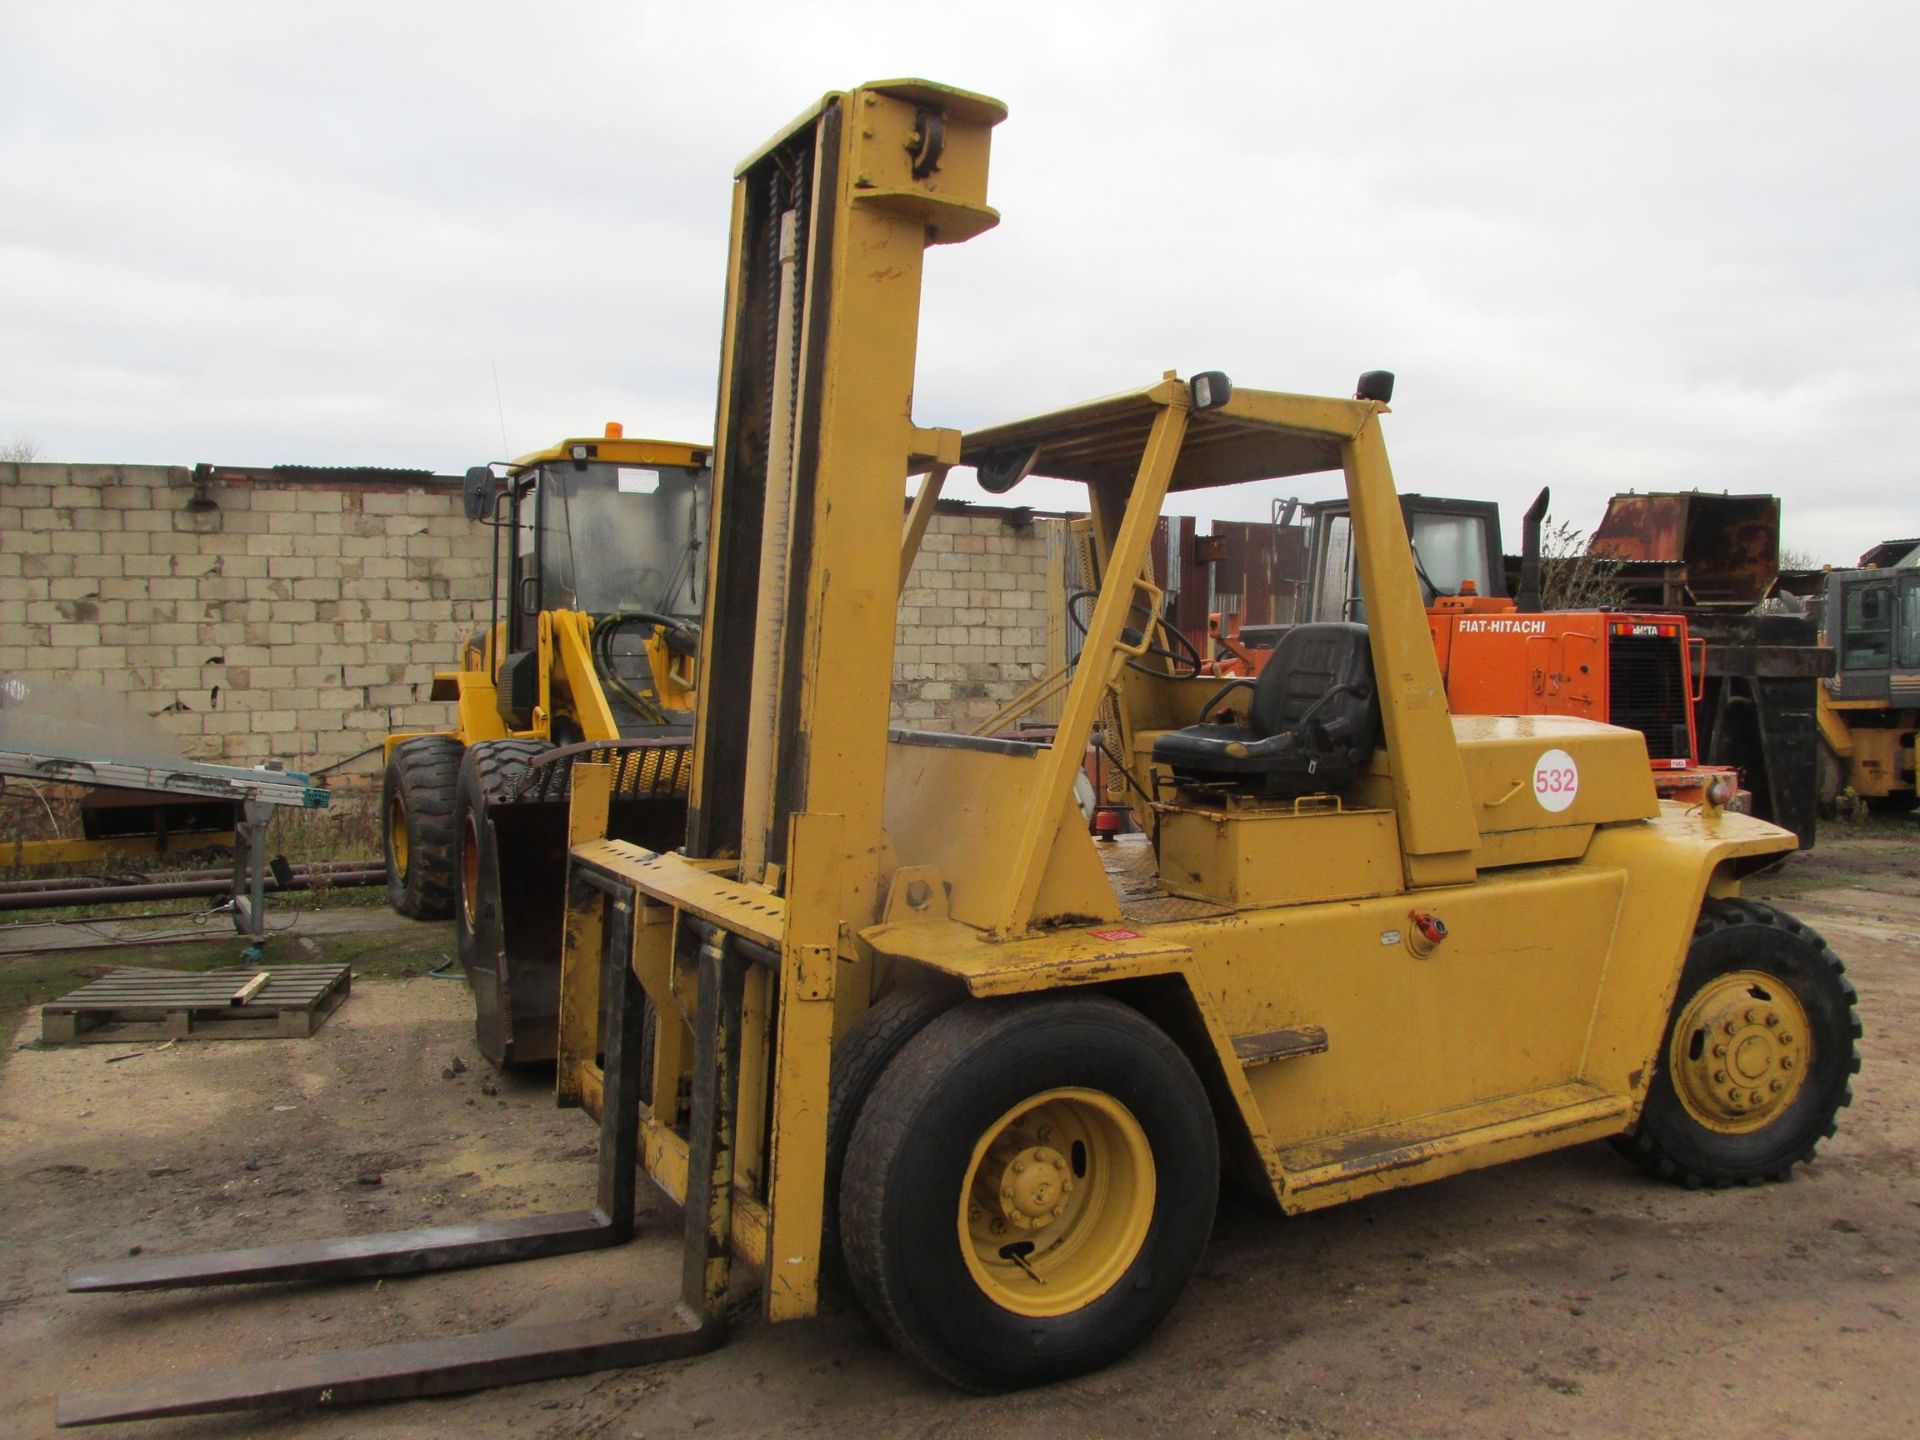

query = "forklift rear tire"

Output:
[[1615, 898, 1860, 1188], [839, 994, 1217, 1391], [382, 736, 463, 920]]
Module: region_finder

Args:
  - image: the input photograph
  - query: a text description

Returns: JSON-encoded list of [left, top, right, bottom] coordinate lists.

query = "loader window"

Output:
[[1899, 581, 1920, 668], [1409, 512, 1495, 600], [539, 463, 710, 618], [1841, 582, 1892, 670]]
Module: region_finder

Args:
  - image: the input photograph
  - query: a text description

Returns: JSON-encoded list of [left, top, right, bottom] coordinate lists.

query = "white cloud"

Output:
[[2, 0, 1915, 564]]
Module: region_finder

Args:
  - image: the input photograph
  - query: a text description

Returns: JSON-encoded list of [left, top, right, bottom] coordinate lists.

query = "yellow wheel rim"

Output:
[[1670, 970, 1812, 1134], [956, 1087, 1155, 1318], [387, 796, 409, 880], [460, 812, 480, 929]]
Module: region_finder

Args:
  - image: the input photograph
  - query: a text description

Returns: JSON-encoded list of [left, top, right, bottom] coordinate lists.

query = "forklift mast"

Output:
[[689, 81, 1003, 911]]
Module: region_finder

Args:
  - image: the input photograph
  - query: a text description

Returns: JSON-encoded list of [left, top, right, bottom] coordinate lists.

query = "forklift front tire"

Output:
[[382, 736, 463, 920], [1615, 898, 1860, 1188], [839, 993, 1217, 1391], [821, 977, 963, 1272]]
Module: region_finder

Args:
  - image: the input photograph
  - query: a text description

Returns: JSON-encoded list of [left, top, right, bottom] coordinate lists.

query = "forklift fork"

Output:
[[57, 874, 752, 1428]]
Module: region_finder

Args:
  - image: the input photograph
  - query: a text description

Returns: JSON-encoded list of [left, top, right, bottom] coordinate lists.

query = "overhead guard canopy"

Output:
[[947, 377, 1384, 493]]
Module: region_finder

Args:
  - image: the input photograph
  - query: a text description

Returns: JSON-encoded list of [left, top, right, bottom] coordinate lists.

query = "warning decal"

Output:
[[1532, 748, 1580, 813]]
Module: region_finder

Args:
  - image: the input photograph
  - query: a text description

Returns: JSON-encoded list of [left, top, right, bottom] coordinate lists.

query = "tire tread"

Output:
[[1614, 898, 1859, 1189], [384, 735, 463, 919]]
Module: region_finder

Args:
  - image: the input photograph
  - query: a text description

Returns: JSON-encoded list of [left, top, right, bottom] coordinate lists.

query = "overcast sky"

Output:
[[3, 2, 1915, 562]]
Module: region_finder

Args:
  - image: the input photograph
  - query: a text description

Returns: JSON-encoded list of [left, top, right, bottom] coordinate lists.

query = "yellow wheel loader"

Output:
[[380, 428, 709, 1064], [59, 78, 1860, 1428], [1816, 561, 1920, 810]]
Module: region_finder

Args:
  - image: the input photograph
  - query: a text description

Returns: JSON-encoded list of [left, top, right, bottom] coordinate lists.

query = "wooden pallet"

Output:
[[40, 965, 352, 1045]]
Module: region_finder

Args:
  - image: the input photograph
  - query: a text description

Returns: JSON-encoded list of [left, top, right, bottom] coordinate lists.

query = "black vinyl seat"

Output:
[[1152, 622, 1381, 797]]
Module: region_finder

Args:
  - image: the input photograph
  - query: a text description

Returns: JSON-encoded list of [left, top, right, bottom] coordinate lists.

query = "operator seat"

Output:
[[1152, 622, 1380, 797]]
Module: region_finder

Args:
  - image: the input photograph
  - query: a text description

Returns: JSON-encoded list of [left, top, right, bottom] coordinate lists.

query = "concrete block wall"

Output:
[[0, 465, 1066, 779], [897, 507, 1063, 731], [0, 463, 487, 779]]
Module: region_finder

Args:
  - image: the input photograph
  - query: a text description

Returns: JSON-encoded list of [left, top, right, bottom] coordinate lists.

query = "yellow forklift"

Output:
[[59, 78, 1859, 1426], [379, 428, 709, 1062]]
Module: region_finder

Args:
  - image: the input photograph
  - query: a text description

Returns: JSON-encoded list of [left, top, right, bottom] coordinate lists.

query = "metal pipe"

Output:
[[0, 866, 382, 911], [0, 859, 380, 896], [1515, 486, 1550, 613]]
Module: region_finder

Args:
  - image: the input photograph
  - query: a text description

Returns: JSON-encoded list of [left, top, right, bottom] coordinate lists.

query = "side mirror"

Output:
[[462, 466, 494, 521]]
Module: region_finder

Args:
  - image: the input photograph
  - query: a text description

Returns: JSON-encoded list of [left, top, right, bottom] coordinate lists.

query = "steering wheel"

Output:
[[1066, 589, 1205, 678]]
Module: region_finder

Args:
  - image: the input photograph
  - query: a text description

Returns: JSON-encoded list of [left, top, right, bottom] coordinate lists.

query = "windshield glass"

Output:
[[539, 462, 709, 617]]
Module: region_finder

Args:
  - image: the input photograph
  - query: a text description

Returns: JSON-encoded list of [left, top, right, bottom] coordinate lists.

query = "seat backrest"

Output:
[[1248, 622, 1374, 739]]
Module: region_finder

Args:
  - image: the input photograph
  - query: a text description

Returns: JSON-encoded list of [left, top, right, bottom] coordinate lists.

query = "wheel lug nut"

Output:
[[1749, 1090, 1763, 1105], [1765, 1014, 1779, 1028], [1713, 1043, 1727, 1058], [1724, 1021, 1739, 1036], [1770, 1079, 1784, 1093], [1014, 1161, 1027, 1174], [1713, 1070, 1727, 1083], [1745, 1008, 1758, 1024], [1778, 1034, 1793, 1045]]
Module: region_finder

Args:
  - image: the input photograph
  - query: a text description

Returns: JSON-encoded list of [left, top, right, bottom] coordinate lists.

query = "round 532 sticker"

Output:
[[1533, 748, 1579, 812]]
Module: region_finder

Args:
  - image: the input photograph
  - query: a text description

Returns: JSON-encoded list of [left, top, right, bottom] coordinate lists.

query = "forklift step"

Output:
[[1277, 1081, 1630, 1205], [67, 1211, 618, 1292], [56, 1303, 715, 1427], [1231, 1026, 1329, 1066]]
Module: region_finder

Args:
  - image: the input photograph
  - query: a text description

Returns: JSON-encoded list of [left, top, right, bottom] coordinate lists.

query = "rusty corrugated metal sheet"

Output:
[[1207, 520, 1309, 626]]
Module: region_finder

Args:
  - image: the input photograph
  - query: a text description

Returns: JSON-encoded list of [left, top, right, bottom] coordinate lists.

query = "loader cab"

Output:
[[498, 438, 712, 640], [1824, 567, 1920, 705], [478, 433, 712, 734]]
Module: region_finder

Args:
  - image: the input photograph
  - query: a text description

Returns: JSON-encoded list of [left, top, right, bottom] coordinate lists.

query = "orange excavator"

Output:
[[1208, 489, 1746, 812]]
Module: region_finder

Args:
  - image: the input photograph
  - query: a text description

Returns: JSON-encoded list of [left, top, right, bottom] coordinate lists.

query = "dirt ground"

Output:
[[1, 827, 1915, 1440]]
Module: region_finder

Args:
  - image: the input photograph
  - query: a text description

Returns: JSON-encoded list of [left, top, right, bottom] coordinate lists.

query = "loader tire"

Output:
[[455, 740, 562, 1068], [382, 736, 463, 920], [840, 994, 1217, 1391], [821, 977, 962, 1272], [1614, 898, 1860, 1188]]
